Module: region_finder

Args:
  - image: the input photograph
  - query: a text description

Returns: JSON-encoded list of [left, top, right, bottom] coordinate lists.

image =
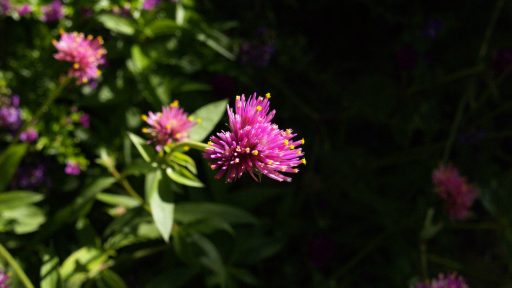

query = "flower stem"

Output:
[[108, 165, 150, 212], [30, 76, 71, 127], [0, 243, 34, 288]]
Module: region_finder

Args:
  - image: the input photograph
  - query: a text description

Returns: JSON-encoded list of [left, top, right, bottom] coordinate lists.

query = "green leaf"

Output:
[[166, 167, 204, 188], [144, 19, 178, 38], [188, 99, 227, 141], [146, 169, 175, 242], [191, 233, 227, 287], [196, 32, 236, 60], [0, 143, 28, 191], [40, 253, 60, 288], [128, 132, 158, 163], [174, 202, 257, 225], [97, 14, 136, 35], [60, 247, 109, 287], [168, 152, 197, 174], [131, 45, 150, 72], [96, 269, 128, 288], [96, 193, 140, 208], [0, 191, 44, 210], [2, 205, 46, 234]]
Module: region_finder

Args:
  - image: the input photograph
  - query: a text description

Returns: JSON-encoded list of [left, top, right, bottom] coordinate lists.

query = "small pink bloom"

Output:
[[16, 4, 31, 16], [141, 100, 196, 151], [41, 0, 64, 22], [432, 164, 478, 220], [415, 272, 469, 288], [65, 161, 81, 175], [19, 127, 38, 143], [53, 31, 106, 84], [204, 93, 305, 182], [143, 0, 161, 10], [79, 113, 90, 128]]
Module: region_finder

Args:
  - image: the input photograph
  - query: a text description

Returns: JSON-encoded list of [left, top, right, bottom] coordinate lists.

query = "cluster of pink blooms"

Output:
[[141, 100, 196, 152], [42, 0, 64, 22], [204, 93, 305, 182], [53, 31, 106, 85], [65, 161, 81, 175], [415, 272, 469, 288], [0, 270, 8, 288], [432, 164, 478, 220]]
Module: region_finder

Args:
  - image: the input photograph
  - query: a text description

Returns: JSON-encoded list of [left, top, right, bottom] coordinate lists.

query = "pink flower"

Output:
[[141, 100, 196, 151], [79, 113, 90, 128], [16, 4, 31, 16], [432, 164, 478, 220], [53, 31, 106, 84], [143, 0, 161, 10], [19, 127, 38, 143], [41, 0, 64, 22], [415, 272, 469, 288], [64, 161, 81, 175], [204, 93, 305, 182], [0, 270, 8, 288]]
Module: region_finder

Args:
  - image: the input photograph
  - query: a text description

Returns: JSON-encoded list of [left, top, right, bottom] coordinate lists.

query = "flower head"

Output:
[[432, 164, 478, 220], [41, 0, 64, 22], [79, 113, 90, 128], [53, 31, 106, 84], [415, 272, 469, 288], [0, 0, 10, 15], [143, 0, 161, 10], [12, 162, 46, 189], [141, 100, 196, 151], [16, 4, 31, 16], [65, 161, 81, 175], [204, 93, 305, 182], [0, 94, 22, 131], [0, 270, 8, 288], [19, 127, 38, 143]]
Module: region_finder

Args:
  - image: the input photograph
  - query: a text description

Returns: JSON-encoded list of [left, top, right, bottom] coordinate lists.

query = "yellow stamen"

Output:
[[82, 78, 88, 84], [286, 129, 292, 135], [141, 114, 148, 121], [267, 160, 273, 165], [210, 164, 216, 170], [252, 150, 259, 156], [170, 100, 179, 107], [183, 145, 190, 151], [256, 105, 262, 111], [234, 158, 240, 163], [245, 148, 250, 153], [87, 34, 93, 40], [301, 158, 307, 165], [294, 169, 299, 173], [97, 36, 104, 44], [73, 63, 80, 69], [296, 150, 301, 155], [51, 39, 58, 46], [284, 139, 289, 146], [59, 28, 64, 35], [175, 133, 182, 139], [196, 118, 202, 124], [265, 92, 271, 99], [235, 95, 240, 101], [281, 167, 286, 172], [207, 141, 213, 146], [166, 124, 172, 130], [142, 128, 150, 133], [289, 145, 295, 150], [301, 138, 305, 144]]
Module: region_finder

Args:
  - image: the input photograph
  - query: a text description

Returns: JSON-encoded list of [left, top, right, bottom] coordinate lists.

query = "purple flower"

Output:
[[12, 163, 46, 189], [19, 127, 38, 143], [204, 93, 305, 182], [0, 270, 8, 288], [396, 46, 419, 70], [41, 0, 64, 22], [79, 113, 90, 128], [65, 161, 81, 175], [0, 94, 22, 131], [432, 165, 478, 220], [143, 0, 161, 10], [53, 31, 107, 84], [16, 4, 31, 16], [415, 272, 469, 288], [0, 0, 10, 15], [141, 100, 196, 151], [423, 19, 443, 39]]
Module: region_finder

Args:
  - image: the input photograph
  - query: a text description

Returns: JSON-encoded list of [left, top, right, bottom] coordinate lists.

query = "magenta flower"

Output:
[[65, 161, 81, 175], [432, 164, 478, 220], [0, 94, 22, 131], [41, 0, 64, 22], [204, 93, 305, 182], [141, 100, 196, 151], [16, 4, 31, 16], [0, 0, 10, 15], [19, 127, 38, 143], [143, 0, 161, 10], [53, 31, 106, 84], [415, 272, 469, 288], [0, 270, 8, 288], [79, 113, 90, 128]]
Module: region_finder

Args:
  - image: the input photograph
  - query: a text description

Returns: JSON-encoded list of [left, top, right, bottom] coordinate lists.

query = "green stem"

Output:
[[478, 0, 505, 61], [109, 166, 150, 212], [31, 76, 71, 126], [171, 140, 209, 152], [0, 243, 34, 288], [442, 92, 468, 163]]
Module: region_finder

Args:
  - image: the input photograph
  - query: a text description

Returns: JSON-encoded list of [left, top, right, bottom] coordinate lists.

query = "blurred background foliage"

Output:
[[2, 0, 512, 287]]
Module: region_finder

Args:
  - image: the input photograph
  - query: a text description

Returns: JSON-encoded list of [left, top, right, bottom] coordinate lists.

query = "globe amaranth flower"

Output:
[[415, 272, 469, 288], [19, 127, 38, 143], [79, 113, 90, 128], [53, 31, 106, 84], [141, 100, 196, 151], [0, 0, 10, 15], [204, 93, 306, 182], [16, 4, 31, 16], [0, 94, 22, 131], [12, 163, 46, 189], [65, 161, 81, 175], [0, 270, 8, 288], [143, 0, 161, 10], [41, 0, 64, 22], [432, 164, 478, 220]]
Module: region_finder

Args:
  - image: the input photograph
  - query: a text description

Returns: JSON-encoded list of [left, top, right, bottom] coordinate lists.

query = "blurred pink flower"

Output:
[[415, 272, 469, 288], [41, 0, 64, 22], [53, 31, 106, 84], [19, 127, 38, 143], [79, 113, 90, 128], [64, 161, 81, 175], [432, 164, 478, 220], [16, 4, 31, 16], [0, 270, 8, 288], [141, 100, 196, 151], [143, 0, 161, 10], [204, 93, 305, 182]]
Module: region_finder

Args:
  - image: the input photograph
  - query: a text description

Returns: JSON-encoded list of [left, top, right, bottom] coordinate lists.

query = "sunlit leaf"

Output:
[[188, 99, 227, 141]]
